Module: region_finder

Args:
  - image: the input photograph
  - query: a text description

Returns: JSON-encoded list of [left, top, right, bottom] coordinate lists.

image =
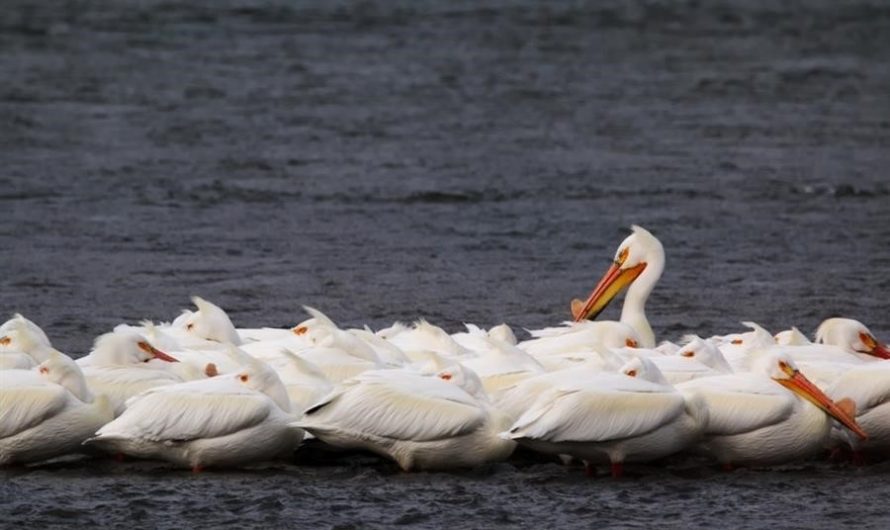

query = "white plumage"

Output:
[[676, 351, 867, 466], [87, 357, 303, 470], [295, 370, 515, 470], [503, 357, 707, 476], [1, 353, 113, 465]]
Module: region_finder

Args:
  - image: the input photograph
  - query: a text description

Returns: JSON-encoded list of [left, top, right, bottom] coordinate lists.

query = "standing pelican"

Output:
[[571, 226, 665, 348]]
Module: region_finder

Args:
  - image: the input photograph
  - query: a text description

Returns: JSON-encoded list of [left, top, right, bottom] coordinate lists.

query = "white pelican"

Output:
[[755, 320, 886, 387], [383, 320, 472, 360], [235, 305, 343, 345], [706, 322, 776, 370], [87, 355, 303, 470], [1, 352, 113, 465], [647, 338, 733, 384], [825, 362, 890, 459], [676, 351, 868, 467], [0, 313, 52, 349], [459, 337, 545, 395], [816, 318, 889, 360], [570, 225, 665, 348], [503, 357, 707, 477], [78, 331, 184, 415], [408, 350, 488, 401], [494, 360, 616, 422], [240, 307, 388, 367], [169, 296, 242, 347], [518, 321, 642, 357], [273, 349, 334, 413], [294, 370, 515, 471], [277, 344, 382, 384], [775, 327, 811, 346], [0, 318, 55, 369], [451, 323, 518, 351], [347, 328, 410, 366]]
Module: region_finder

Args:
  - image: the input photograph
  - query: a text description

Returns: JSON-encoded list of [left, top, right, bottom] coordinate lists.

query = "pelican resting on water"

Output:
[[1, 351, 113, 465], [502, 357, 708, 477], [295, 369, 515, 471], [676, 351, 868, 467], [86, 353, 303, 470]]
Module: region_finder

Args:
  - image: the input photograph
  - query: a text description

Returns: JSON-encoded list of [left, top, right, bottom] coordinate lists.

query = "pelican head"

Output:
[[620, 356, 670, 386], [0, 314, 52, 349], [436, 363, 487, 401], [774, 327, 811, 346], [233, 352, 291, 412], [677, 337, 733, 373], [753, 351, 867, 441], [488, 324, 517, 345], [37, 350, 92, 402], [815, 318, 889, 359], [0, 321, 54, 362], [572, 225, 664, 323], [178, 296, 242, 345], [91, 331, 179, 365], [291, 306, 338, 337]]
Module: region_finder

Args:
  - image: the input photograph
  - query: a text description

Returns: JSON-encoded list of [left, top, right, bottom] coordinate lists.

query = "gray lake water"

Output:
[[2, 0, 889, 528]]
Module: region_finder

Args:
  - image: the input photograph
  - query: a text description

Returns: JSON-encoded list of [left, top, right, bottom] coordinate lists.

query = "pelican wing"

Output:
[[83, 366, 183, 386], [508, 386, 685, 443], [0, 385, 70, 438], [96, 387, 272, 442], [828, 364, 890, 412], [304, 375, 485, 442], [678, 376, 793, 435]]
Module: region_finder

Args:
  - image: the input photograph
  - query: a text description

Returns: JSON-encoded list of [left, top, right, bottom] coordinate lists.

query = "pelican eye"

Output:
[[293, 325, 308, 336], [625, 338, 638, 348], [439, 372, 453, 381], [731, 339, 743, 345], [615, 247, 629, 266], [186, 323, 194, 331], [626, 369, 637, 378], [681, 350, 694, 358], [39, 366, 49, 374], [0, 336, 10, 346], [239, 374, 249, 383]]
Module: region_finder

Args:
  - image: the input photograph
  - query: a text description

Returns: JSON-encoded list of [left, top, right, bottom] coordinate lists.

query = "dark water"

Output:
[[2, 0, 889, 527]]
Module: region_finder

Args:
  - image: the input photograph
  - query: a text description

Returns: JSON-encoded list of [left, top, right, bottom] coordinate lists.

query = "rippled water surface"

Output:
[[2, 0, 889, 528]]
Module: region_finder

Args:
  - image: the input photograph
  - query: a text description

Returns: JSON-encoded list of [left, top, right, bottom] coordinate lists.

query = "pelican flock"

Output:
[[1, 226, 886, 477]]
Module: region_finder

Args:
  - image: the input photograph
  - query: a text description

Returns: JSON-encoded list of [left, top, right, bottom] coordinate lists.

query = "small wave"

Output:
[[792, 183, 890, 198], [184, 180, 301, 205]]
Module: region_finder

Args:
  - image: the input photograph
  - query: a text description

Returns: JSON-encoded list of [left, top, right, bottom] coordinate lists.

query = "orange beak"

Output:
[[572, 262, 646, 322], [872, 343, 890, 359], [778, 368, 868, 440], [858, 332, 890, 360], [137, 341, 179, 363]]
